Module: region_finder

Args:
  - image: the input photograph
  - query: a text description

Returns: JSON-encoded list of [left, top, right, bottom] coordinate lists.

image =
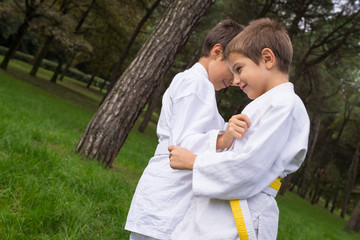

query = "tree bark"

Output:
[[138, 81, 164, 133], [30, 35, 54, 76], [0, 21, 29, 70], [50, 53, 65, 83], [279, 174, 292, 196], [330, 194, 337, 213], [299, 116, 321, 197], [344, 201, 360, 233], [59, 0, 96, 81], [76, 0, 214, 167], [340, 143, 359, 218]]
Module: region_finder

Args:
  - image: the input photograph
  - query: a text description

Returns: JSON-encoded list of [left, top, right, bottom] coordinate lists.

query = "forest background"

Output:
[[0, 0, 360, 238]]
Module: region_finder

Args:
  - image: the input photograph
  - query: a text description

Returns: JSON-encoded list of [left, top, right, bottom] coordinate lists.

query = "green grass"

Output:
[[0, 55, 105, 102], [0, 63, 359, 239], [0, 69, 156, 239], [277, 192, 360, 240]]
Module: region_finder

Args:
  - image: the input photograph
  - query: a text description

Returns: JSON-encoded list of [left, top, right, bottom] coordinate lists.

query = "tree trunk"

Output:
[[0, 0, 46, 70], [299, 117, 321, 197], [344, 201, 360, 233], [30, 35, 54, 76], [50, 54, 65, 83], [87, 74, 96, 88], [0, 21, 29, 70], [99, 79, 108, 92], [331, 194, 337, 213], [103, 0, 162, 103], [279, 174, 292, 195], [59, 0, 96, 81], [76, 0, 213, 167], [340, 143, 359, 218], [325, 197, 330, 209], [138, 81, 164, 133]]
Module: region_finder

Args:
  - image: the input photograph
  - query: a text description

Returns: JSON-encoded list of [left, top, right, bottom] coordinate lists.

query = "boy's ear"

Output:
[[261, 48, 275, 69], [210, 44, 224, 59]]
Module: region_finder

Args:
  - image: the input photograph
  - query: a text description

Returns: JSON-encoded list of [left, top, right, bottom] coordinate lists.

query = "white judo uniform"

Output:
[[125, 63, 226, 239], [171, 82, 310, 240]]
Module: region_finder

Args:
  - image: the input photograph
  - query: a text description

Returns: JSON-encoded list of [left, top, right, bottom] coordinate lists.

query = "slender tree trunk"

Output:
[[28, 0, 70, 77], [344, 201, 360, 233], [331, 194, 337, 213], [0, 21, 29, 70], [87, 53, 106, 88], [50, 54, 65, 83], [103, 0, 162, 104], [340, 143, 359, 218], [76, 0, 214, 167], [138, 81, 164, 133], [59, 0, 96, 81], [87, 74, 96, 88], [30, 35, 54, 76], [299, 117, 321, 197], [100, 79, 108, 92], [279, 174, 292, 195], [325, 197, 330, 209]]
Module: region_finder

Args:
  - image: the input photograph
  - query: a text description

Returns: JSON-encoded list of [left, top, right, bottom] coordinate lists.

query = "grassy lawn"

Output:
[[0, 64, 359, 239], [0, 69, 156, 239]]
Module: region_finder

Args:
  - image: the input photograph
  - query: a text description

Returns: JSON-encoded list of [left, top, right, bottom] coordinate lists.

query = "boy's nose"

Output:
[[231, 77, 241, 86]]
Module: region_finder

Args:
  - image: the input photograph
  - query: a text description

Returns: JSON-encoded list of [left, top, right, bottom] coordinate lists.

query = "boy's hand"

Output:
[[168, 145, 196, 170], [217, 114, 250, 149]]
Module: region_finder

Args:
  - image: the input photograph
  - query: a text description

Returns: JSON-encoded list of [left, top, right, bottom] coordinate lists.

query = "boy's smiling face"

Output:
[[227, 52, 271, 100]]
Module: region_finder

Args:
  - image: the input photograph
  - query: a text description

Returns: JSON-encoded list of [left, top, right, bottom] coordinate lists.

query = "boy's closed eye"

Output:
[[235, 66, 242, 74]]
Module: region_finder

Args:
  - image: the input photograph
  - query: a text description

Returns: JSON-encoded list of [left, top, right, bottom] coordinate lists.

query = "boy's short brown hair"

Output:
[[225, 18, 293, 74], [201, 19, 244, 57]]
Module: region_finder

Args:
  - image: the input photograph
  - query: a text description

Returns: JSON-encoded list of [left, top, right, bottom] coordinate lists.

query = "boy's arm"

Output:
[[216, 114, 250, 150], [170, 104, 309, 200], [169, 113, 250, 168], [169, 94, 225, 154]]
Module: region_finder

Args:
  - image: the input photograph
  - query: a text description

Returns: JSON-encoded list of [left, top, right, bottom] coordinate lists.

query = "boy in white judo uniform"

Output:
[[125, 20, 250, 240], [168, 18, 310, 240]]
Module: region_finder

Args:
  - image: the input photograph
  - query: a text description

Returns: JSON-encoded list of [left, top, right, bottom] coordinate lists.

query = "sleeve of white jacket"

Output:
[[192, 103, 307, 200], [170, 94, 224, 154]]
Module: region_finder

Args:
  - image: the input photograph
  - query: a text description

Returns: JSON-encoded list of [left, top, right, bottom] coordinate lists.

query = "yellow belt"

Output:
[[229, 177, 281, 240]]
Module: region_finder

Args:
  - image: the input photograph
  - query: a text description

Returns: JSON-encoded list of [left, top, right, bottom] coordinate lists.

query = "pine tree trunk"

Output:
[[344, 201, 360, 233], [279, 174, 292, 195], [59, 0, 95, 81], [76, 0, 214, 167], [299, 117, 321, 197], [0, 21, 29, 70], [87, 74, 96, 88], [325, 197, 330, 209], [50, 54, 65, 83], [331, 193, 337, 213], [30, 35, 54, 76], [341, 143, 359, 218], [138, 81, 164, 133], [0, 1, 44, 70]]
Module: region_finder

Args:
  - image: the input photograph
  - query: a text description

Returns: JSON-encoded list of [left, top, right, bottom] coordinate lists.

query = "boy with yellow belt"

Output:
[[169, 18, 310, 240]]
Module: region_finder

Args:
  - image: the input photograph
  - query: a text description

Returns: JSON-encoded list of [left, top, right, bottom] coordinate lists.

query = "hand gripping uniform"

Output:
[[125, 63, 226, 239], [171, 82, 310, 240]]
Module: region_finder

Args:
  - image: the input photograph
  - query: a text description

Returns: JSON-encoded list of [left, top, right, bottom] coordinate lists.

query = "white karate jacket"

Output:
[[125, 63, 225, 239], [171, 82, 310, 240]]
